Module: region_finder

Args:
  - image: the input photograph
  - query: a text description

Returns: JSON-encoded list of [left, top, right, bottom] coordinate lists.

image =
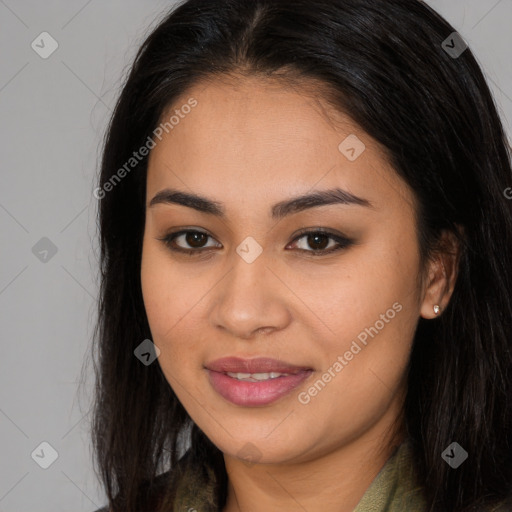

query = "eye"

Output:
[[157, 228, 354, 257], [158, 230, 222, 255], [287, 229, 354, 256]]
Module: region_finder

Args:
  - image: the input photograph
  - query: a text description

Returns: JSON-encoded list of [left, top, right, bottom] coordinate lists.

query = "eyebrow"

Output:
[[148, 187, 373, 220]]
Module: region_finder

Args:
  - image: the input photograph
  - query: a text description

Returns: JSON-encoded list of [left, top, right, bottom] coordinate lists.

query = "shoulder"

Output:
[[354, 442, 512, 512]]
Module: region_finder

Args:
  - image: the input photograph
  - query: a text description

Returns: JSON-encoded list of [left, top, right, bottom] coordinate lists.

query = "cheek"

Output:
[[307, 226, 421, 386], [141, 238, 200, 332], [140, 238, 215, 383], [140, 241, 193, 351], [299, 230, 420, 339], [141, 245, 173, 336]]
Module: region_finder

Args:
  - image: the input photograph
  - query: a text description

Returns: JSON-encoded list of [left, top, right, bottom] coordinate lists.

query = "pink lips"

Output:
[[205, 357, 313, 406]]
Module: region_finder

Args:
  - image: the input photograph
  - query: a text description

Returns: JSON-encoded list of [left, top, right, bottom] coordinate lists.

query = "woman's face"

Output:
[[141, 76, 430, 464]]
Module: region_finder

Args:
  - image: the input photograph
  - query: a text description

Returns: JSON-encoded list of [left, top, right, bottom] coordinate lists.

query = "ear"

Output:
[[420, 229, 462, 319]]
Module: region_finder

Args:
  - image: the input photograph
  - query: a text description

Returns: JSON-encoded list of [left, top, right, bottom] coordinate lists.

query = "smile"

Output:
[[226, 371, 292, 381]]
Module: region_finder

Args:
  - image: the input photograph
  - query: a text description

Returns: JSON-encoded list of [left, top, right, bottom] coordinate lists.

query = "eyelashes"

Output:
[[157, 228, 354, 257], [159, 230, 221, 255]]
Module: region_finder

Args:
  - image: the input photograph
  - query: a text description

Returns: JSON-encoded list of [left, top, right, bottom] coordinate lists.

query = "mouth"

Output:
[[204, 357, 314, 406], [223, 371, 301, 382], [204, 356, 313, 374]]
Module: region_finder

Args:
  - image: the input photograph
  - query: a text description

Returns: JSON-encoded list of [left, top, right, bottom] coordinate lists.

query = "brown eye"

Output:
[[287, 229, 354, 256], [159, 228, 353, 258], [184, 231, 208, 248], [305, 233, 330, 250], [159, 230, 222, 254]]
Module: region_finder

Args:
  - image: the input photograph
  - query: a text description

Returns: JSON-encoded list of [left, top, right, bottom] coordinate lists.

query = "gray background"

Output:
[[0, 1, 510, 510]]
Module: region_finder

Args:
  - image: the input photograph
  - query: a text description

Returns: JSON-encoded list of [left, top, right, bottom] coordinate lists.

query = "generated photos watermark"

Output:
[[298, 301, 403, 405], [93, 97, 198, 200]]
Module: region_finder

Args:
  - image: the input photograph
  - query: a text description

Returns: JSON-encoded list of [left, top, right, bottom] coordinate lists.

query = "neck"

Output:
[[221, 402, 405, 512]]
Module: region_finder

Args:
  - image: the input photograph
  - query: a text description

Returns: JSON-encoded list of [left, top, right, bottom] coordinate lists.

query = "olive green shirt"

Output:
[[170, 442, 510, 512], [171, 442, 427, 511], [96, 441, 510, 511]]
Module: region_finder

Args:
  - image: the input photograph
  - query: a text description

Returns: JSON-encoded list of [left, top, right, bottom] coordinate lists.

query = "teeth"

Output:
[[226, 372, 290, 382]]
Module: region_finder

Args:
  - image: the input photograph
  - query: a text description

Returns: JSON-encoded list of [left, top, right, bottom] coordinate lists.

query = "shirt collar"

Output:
[[172, 441, 426, 512]]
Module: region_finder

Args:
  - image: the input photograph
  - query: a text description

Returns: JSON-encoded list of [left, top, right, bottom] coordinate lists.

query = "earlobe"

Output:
[[419, 229, 461, 319]]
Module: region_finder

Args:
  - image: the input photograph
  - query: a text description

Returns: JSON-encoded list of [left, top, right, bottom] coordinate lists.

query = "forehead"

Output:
[[152, 75, 362, 163], [146, 76, 414, 213]]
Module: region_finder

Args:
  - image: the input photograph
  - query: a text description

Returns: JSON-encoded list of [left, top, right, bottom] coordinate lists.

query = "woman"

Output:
[[90, 0, 512, 510]]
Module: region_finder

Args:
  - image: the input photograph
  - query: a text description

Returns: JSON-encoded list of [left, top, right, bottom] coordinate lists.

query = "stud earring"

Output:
[[433, 304, 441, 315]]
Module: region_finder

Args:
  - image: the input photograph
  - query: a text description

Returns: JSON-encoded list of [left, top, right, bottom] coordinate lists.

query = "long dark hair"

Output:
[[89, 0, 512, 510]]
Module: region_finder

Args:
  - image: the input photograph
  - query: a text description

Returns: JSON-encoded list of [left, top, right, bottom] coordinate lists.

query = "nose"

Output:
[[210, 250, 291, 340]]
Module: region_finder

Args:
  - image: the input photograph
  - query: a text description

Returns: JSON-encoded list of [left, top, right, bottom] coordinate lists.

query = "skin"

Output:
[[140, 75, 459, 512]]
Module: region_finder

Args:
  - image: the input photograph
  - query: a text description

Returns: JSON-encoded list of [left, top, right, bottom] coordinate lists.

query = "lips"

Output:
[[204, 357, 314, 406]]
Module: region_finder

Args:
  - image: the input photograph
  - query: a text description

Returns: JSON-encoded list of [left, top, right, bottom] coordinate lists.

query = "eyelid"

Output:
[[158, 227, 353, 256], [157, 229, 221, 252], [287, 228, 353, 255]]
